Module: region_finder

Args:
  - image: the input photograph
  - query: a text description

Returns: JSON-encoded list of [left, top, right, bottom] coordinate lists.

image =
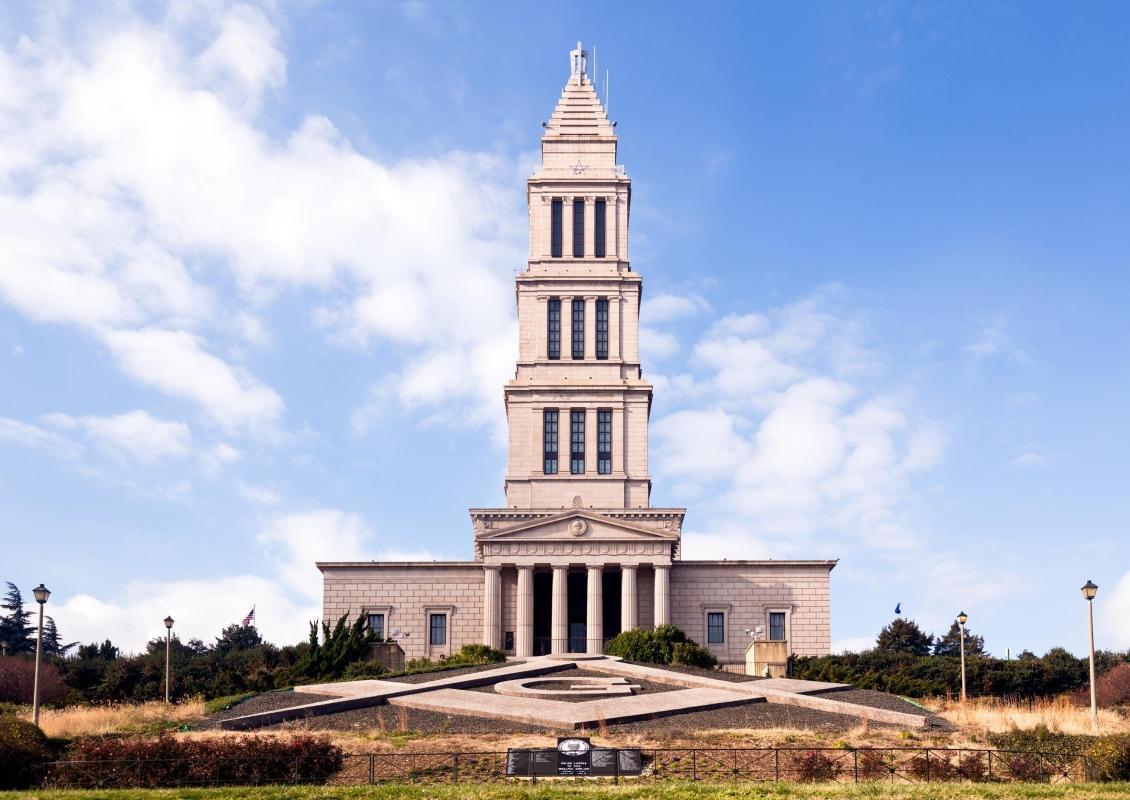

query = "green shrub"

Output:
[[342, 661, 387, 680], [1088, 734, 1130, 782], [204, 692, 255, 714], [439, 644, 506, 668], [670, 641, 717, 669], [604, 625, 715, 668], [0, 715, 53, 789]]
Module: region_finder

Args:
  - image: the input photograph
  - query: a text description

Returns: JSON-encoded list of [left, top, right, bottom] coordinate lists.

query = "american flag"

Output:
[[242, 606, 255, 626]]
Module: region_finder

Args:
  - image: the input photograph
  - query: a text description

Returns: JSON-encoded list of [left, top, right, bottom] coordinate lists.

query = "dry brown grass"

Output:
[[31, 699, 207, 738], [930, 695, 1130, 735]]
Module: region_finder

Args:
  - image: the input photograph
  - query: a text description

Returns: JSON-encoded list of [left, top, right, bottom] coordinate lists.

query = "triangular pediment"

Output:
[[477, 509, 676, 543]]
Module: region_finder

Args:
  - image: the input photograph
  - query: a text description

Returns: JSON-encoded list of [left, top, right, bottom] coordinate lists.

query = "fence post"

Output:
[[614, 748, 620, 784], [529, 750, 536, 785], [732, 749, 738, 782], [692, 749, 697, 782], [775, 748, 780, 782], [368, 753, 374, 785], [853, 750, 859, 783], [925, 748, 930, 783], [987, 750, 992, 782], [453, 753, 459, 784]]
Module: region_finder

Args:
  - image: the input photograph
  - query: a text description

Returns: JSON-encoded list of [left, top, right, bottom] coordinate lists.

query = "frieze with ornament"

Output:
[[483, 541, 671, 557]]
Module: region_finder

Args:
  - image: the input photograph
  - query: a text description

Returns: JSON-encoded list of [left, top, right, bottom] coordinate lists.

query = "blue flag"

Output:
[[894, 602, 901, 615]]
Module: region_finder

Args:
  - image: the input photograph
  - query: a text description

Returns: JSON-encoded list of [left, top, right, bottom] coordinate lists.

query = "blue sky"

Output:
[[1, 1, 1127, 655]]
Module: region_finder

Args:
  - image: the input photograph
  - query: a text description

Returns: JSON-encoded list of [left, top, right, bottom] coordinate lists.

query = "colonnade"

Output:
[[483, 564, 669, 657]]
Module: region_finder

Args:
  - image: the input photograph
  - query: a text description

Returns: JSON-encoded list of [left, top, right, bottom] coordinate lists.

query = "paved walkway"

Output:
[[220, 654, 935, 731]]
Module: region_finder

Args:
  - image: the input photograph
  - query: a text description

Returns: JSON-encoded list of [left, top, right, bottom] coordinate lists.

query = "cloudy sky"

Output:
[[1, 1, 1128, 655]]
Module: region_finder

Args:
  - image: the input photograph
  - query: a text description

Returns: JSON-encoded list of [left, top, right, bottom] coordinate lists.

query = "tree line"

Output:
[[792, 617, 1129, 698]]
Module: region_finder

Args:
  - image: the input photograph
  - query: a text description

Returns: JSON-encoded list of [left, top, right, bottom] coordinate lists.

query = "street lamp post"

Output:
[[31, 584, 50, 726], [957, 611, 969, 704], [1081, 581, 1099, 732], [163, 616, 175, 704]]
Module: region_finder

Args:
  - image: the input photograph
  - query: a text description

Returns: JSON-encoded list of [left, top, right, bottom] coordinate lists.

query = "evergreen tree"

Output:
[[875, 617, 934, 656], [41, 616, 77, 658], [933, 620, 986, 657], [215, 623, 264, 653], [0, 582, 34, 655]]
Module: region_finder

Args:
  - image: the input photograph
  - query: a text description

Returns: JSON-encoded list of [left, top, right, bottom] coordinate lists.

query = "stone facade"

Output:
[[319, 44, 835, 667]]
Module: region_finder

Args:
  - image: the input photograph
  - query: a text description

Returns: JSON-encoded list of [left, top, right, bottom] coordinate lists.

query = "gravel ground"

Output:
[[198, 690, 339, 729], [276, 703, 552, 736], [382, 661, 525, 684], [818, 689, 935, 718], [623, 661, 763, 683], [466, 667, 680, 703]]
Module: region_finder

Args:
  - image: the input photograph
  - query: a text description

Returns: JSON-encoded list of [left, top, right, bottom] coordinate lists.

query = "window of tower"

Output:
[[543, 409, 559, 474], [551, 199, 563, 258], [597, 409, 612, 474], [573, 199, 585, 257], [572, 298, 585, 359], [547, 297, 561, 360], [570, 410, 585, 474], [594, 199, 606, 258], [596, 297, 608, 360]]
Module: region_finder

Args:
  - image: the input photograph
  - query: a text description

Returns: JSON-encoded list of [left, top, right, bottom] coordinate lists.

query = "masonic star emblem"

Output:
[[570, 160, 587, 175]]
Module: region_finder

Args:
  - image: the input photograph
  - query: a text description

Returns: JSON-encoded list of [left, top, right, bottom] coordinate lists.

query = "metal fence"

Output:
[[35, 747, 1094, 789]]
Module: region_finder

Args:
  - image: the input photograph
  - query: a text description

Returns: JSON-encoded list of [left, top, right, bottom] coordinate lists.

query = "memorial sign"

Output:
[[505, 739, 644, 778]]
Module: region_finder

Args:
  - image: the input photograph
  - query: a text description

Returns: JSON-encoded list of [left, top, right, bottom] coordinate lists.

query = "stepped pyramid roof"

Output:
[[544, 44, 614, 139]]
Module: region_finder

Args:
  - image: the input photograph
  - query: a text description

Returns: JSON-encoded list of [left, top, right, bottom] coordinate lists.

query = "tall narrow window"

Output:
[[596, 297, 609, 360], [594, 199, 606, 258], [572, 298, 585, 359], [597, 410, 612, 474], [547, 298, 561, 360], [550, 199, 563, 258], [570, 410, 585, 474], [543, 409, 558, 475], [573, 199, 585, 257], [769, 612, 786, 642], [429, 613, 447, 646], [707, 612, 725, 644]]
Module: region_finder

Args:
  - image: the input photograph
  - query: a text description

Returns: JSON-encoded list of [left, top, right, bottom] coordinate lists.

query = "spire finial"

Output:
[[570, 41, 588, 83]]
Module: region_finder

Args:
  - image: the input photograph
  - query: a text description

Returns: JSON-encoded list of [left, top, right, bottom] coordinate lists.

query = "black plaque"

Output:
[[505, 748, 556, 777], [556, 737, 592, 776]]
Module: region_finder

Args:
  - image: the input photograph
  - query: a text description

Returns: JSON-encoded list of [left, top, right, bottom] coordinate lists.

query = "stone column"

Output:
[[516, 566, 533, 658], [482, 566, 501, 650], [586, 566, 603, 654], [621, 565, 638, 632], [551, 565, 569, 654], [654, 565, 670, 627]]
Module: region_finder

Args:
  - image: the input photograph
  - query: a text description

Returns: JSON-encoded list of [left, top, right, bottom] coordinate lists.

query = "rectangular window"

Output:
[[550, 199, 563, 258], [543, 409, 558, 474], [596, 297, 609, 360], [594, 199, 606, 258], [769, 612, 786, 642], [573, 199, 585, 257], [707, 612, 725, 644], [547, 297, 561, 360], [597, 410, 612, 475], [572, 298, 585, 359], [367, 613, 385, 640], [429, 613, 447, 646], [570, 410, 585, 474]]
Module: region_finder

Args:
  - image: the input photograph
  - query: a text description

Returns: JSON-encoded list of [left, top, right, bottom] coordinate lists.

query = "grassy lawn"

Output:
[[4, 783, 1130, 799]]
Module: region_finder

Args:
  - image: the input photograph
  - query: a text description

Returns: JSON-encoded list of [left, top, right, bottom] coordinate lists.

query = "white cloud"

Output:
[[1010, 451, 1048, 467], [1097, 570, 1130, 650], [831, 636, 874, 654], [0, 3, 525, 442], [42, 410, 191, 463], [642, 293, 712, 324], [964, 318, 1028, 363], [237, 480, 279, 505], [0, 417, 81, 459], [256, 509, 376, 601], [101, 328, 283, 433]]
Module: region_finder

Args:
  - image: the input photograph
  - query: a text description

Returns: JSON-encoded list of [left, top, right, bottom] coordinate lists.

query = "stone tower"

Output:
[[503, 42, 652, 510]]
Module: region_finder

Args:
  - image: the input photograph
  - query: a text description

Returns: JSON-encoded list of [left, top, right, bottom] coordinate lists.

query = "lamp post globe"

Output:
[[1082, 581, 1099, 731], [957, 611, 968, 626], [31, 584, 50, 726], [163, 616, 174, 704]]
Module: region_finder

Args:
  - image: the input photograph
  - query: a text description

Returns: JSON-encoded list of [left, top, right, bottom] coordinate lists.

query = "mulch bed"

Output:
[[623, 661, 763, 683], [198, 690, 338, 729], [818, 688, 935, 718], [383, 661, 525, 684]]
